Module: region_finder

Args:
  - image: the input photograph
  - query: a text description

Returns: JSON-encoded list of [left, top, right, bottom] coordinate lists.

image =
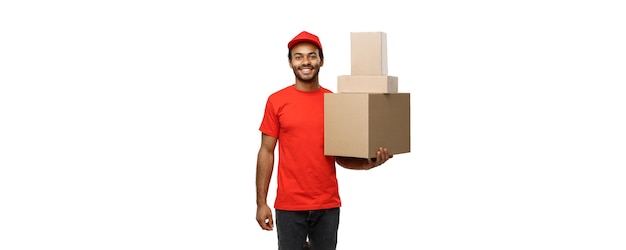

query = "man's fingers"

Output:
[[267, 217, 273, 229], [262, 217, 274, 231]]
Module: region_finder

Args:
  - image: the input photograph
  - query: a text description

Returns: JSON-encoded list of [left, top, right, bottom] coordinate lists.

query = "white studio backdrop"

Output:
[[1, 0, 625, 249]]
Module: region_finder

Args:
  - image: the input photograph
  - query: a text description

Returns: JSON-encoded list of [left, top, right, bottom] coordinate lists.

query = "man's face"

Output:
[[289, 43, 323, 82]]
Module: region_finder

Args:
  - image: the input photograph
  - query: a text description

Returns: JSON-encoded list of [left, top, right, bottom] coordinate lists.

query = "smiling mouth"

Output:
[[300, 68, 313, 74]]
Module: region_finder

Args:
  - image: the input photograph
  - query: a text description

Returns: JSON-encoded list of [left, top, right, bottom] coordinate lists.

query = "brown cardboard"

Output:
[[337, 75, 398, 93], [351, 32, 388, 76], [324, 93, 410, 158]]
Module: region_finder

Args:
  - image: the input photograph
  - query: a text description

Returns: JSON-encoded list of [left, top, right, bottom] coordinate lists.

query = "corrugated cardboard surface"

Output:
[[324, 93, 410, 158], [350, 32, 388, 76], [337, 75, 398, 93]]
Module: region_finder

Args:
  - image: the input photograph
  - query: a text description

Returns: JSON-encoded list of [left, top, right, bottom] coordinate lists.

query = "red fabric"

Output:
[[259, 85, 340, 210], [288, 31, 323, 50]]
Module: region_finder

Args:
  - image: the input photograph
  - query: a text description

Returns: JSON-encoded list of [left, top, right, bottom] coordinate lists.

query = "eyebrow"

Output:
[[293, 52, 317, 56]]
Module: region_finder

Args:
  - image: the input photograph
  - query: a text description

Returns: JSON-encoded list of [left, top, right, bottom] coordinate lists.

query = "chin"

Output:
[[297, 76, 317, 82]]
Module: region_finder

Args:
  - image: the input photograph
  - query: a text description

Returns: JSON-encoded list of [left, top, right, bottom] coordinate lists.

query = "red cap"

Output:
[[287, 31, 323, 51]]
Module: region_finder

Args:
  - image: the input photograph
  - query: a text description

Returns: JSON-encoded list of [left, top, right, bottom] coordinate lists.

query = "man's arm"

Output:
[[256, 133, 277, 230], [335, 147, 393, 170]]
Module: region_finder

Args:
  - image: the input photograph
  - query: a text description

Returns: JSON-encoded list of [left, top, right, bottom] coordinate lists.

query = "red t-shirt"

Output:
[[259, 85, 341, 210]]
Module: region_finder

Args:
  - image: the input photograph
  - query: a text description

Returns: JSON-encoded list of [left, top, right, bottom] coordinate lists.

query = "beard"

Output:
[[293, 66, 321, 83]]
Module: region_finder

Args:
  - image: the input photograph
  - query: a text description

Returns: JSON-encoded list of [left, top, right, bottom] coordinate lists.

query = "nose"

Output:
[[301, 57, 311, 65]]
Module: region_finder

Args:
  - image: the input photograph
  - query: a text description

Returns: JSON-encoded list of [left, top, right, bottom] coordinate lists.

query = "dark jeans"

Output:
[[276, 207, 340, 250]]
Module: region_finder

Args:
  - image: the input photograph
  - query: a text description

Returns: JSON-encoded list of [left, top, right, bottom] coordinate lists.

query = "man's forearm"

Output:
[[256, 151, 274, 205], [335, 156, 370, 170]]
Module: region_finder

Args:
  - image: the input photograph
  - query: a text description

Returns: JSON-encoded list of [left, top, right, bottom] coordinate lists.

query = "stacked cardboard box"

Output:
[[324, 32, 411, 159]]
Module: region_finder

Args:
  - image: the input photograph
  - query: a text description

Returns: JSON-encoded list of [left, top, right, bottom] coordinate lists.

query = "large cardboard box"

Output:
[[324, 93, 410, 158], [351, 32, 388, 76], [337, 75, 398, 93]]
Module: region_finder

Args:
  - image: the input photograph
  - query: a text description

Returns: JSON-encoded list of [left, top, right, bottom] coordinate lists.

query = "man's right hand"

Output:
[[256, 204, 274, 230]]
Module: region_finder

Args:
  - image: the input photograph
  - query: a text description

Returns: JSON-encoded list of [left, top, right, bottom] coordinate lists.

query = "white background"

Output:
[[1, 0, 625, 249]]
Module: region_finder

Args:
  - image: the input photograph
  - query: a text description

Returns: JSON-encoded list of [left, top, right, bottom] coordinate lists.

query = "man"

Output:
[[255, 31, 393, 250]]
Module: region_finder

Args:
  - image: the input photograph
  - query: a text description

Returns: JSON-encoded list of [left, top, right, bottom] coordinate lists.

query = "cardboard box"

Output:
[[351, 32, 388, 76], [337, 75, 398, 93], [324, 93, 410, 158]]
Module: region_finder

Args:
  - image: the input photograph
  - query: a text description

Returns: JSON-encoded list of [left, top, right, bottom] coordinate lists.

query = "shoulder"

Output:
[[320, 86, 333, 94], [269, 85, 295, 98]]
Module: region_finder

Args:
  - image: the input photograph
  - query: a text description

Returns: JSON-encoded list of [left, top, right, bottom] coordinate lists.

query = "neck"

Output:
[[294, 80, 320, 92]]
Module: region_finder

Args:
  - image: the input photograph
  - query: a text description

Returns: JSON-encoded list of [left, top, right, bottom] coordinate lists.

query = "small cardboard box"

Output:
[[337, 75, 398, 93], [351, 32, 388, 76], [324, 93, 410, 158]]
